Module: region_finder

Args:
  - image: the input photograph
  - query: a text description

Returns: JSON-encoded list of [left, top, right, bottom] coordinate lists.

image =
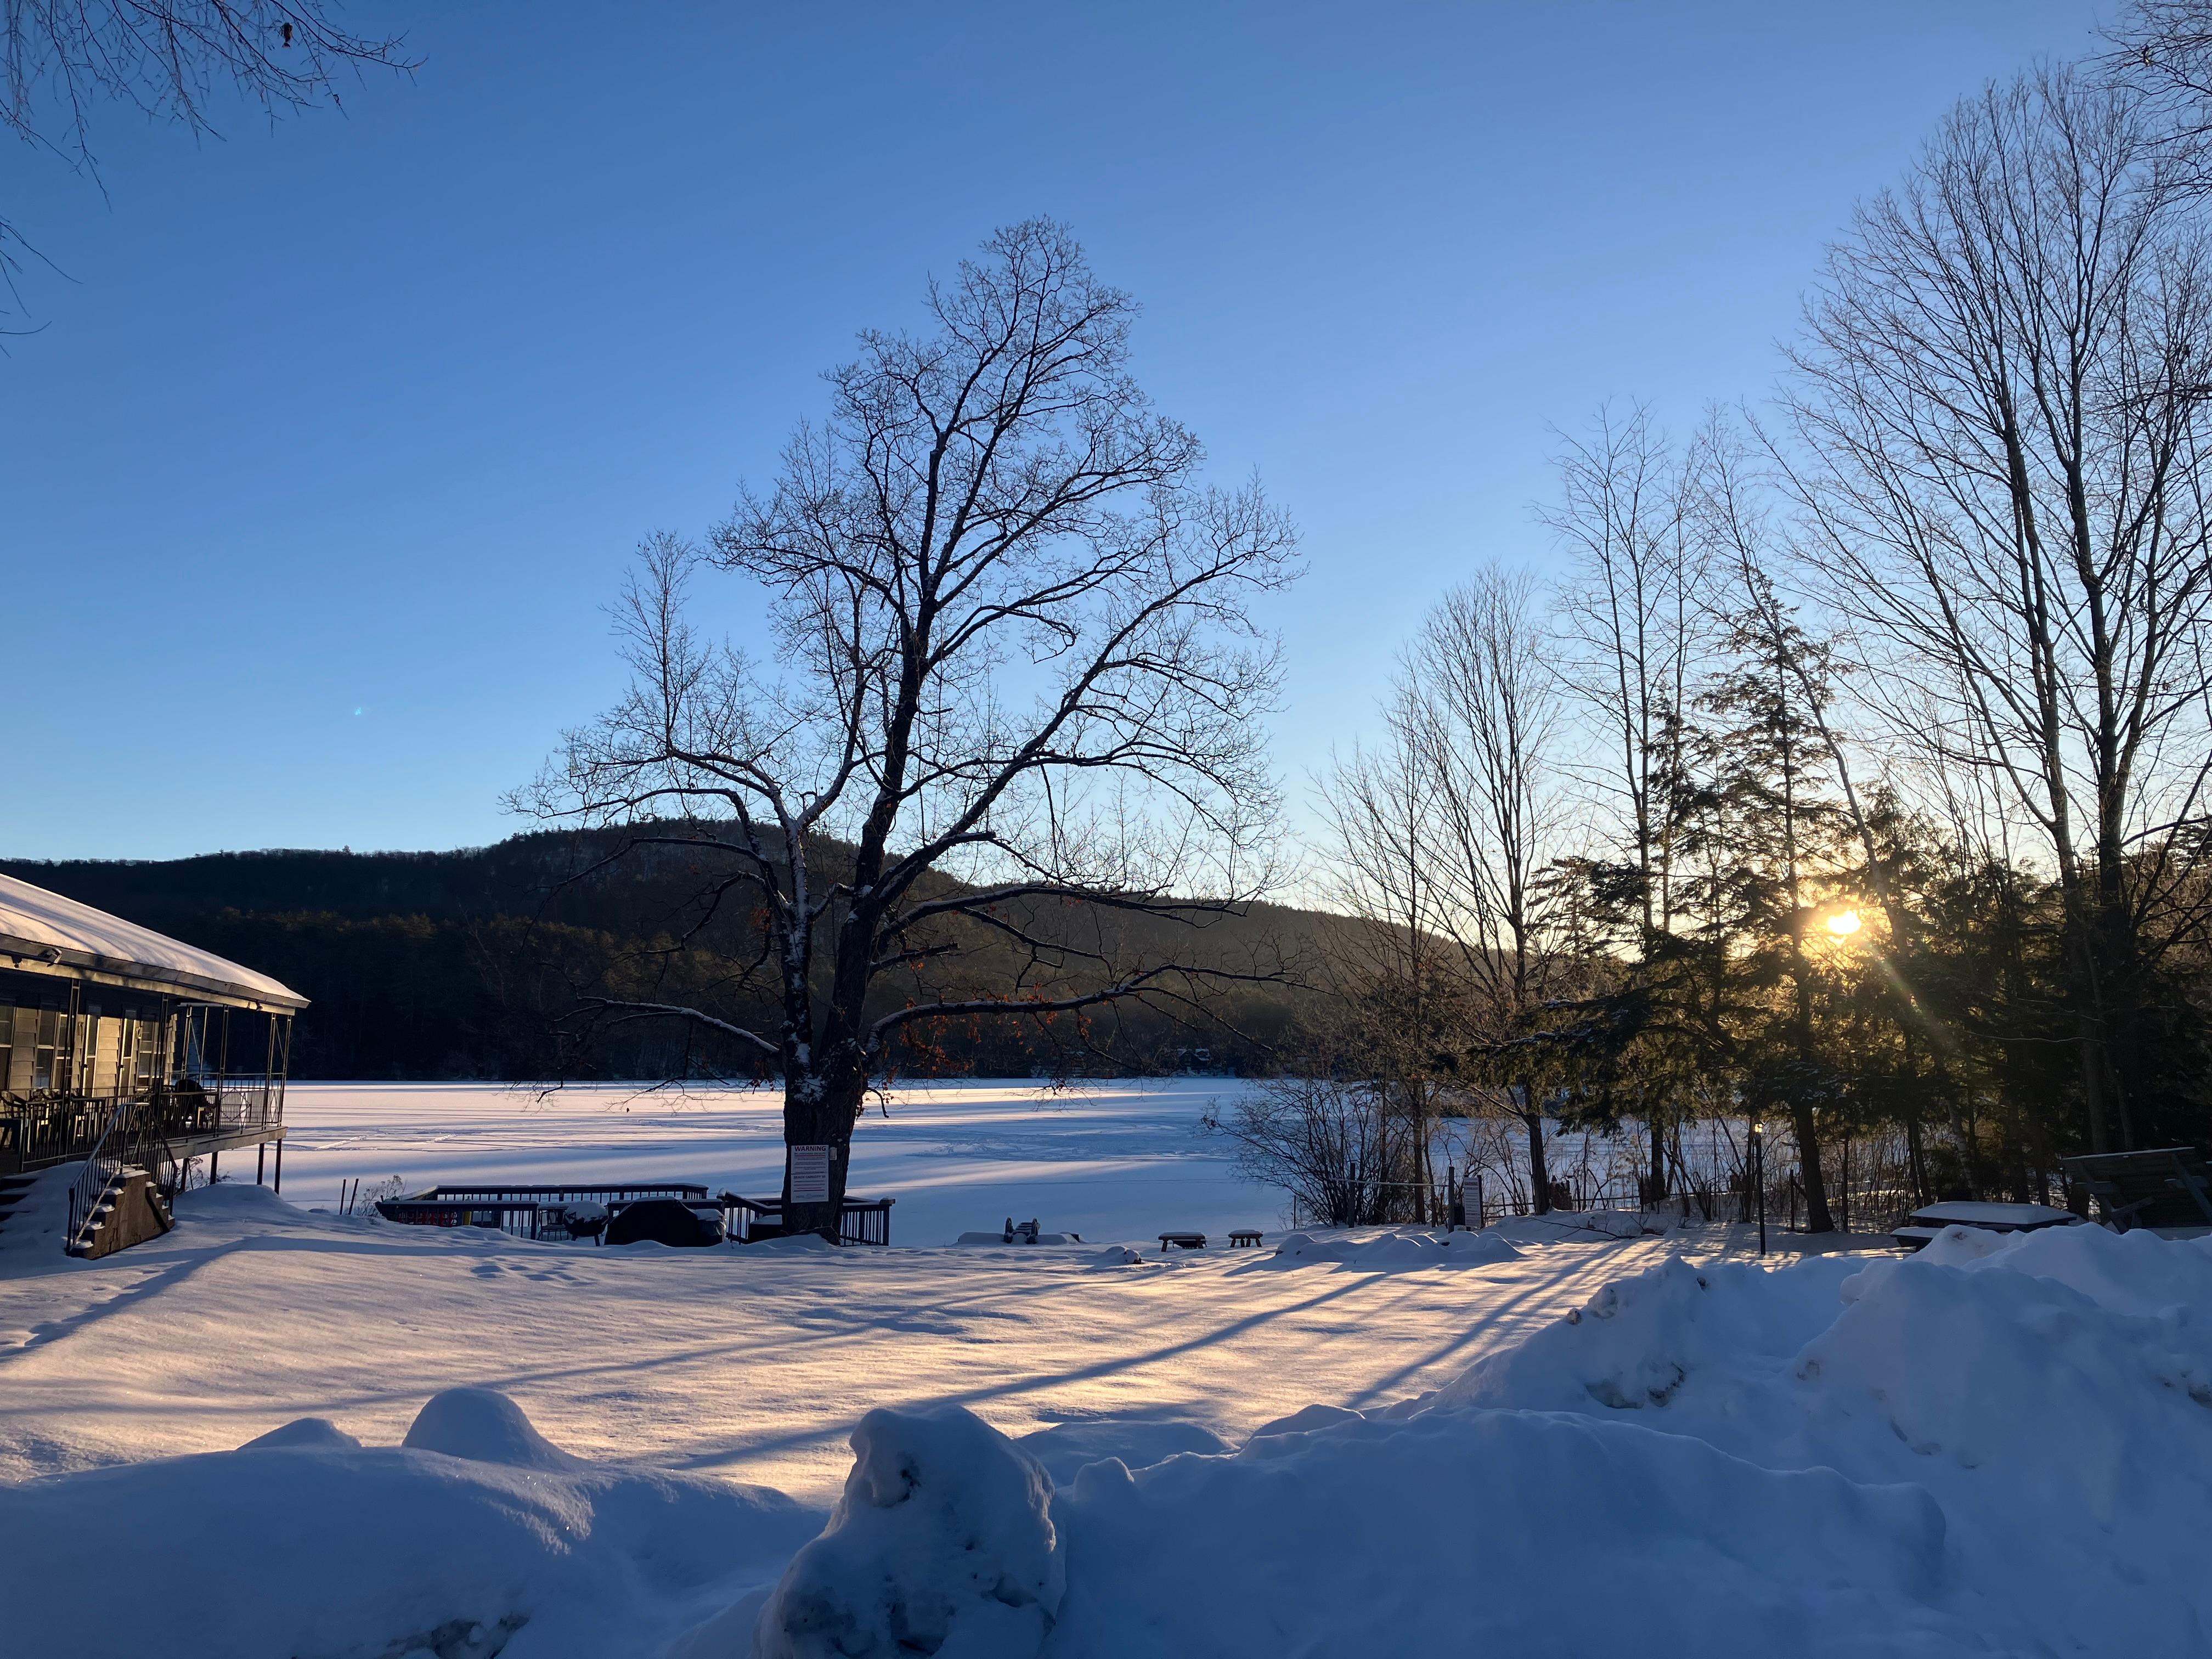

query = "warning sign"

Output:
[[789, 1144, 832, 1204]]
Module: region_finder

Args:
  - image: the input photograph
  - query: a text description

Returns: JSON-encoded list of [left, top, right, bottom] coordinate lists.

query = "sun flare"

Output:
[[1825, 909, 1864, 938]]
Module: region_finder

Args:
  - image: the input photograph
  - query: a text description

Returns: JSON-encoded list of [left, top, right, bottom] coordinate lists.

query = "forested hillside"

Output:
[[0, 833, 1325, 1080]]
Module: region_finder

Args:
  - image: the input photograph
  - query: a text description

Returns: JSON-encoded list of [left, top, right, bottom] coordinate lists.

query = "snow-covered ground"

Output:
[[0, 1176, 1691, 1500], [3, 1081, 2204, 1657]]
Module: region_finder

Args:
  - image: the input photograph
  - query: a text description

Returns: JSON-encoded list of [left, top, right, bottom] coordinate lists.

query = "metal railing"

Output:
[[421, 1182, 709, 1205], [725, 1194, 895, 1246], [368, 1183, 899, 1247], [376, 1183, 719, 1244], [376, 1198, 594, 1242], [64, 1099, 131, 1249]]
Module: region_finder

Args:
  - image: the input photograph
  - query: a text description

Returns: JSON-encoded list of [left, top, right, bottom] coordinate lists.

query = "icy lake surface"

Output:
[[272, 1077, 1290, 1244]]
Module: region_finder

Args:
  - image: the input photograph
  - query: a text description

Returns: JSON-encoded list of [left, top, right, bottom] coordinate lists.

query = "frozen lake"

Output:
[[266, 1077, 1290, 1245]]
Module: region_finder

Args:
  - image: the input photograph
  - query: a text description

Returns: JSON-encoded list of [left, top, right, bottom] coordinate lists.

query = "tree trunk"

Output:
[[781, 1066, 862, 1241], [1523, 1100, 1551, 1215], [1789, 1100, 1835, 1234]]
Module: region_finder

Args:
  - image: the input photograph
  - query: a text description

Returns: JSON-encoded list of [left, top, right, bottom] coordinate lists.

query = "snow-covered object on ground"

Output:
[[955, 1231, 1084, 1246], [1909, 1198, 2085, 1229], [1262, 1227, 1521, 1269], [754, 1405, 1063, 1659], [0, 1389, 818, 1659], [1894, 1198, 2086, 1250]]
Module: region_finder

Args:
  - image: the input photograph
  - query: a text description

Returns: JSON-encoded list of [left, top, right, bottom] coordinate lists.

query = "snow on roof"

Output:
[[0, 873, 306, 1010]]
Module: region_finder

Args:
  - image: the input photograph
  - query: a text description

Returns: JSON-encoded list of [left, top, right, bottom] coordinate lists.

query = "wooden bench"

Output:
[[1228, 1229, 1264, 1248], [1159, 1231, 1207, 1250]]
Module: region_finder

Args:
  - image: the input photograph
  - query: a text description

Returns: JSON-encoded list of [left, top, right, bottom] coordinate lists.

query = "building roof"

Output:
[[0, 874, 307, 1012]]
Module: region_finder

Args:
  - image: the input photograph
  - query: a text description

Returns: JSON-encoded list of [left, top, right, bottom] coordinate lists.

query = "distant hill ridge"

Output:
[[0, 832, 1326, 1081]]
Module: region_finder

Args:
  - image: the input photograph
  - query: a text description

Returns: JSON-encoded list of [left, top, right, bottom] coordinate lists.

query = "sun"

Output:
[[1825, 909, 1864, 938]]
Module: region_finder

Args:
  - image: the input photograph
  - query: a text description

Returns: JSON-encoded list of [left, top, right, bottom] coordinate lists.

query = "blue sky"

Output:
[[1, 1, 2109, 862]]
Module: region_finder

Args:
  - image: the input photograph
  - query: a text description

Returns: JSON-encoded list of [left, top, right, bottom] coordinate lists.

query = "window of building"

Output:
[[143, 1019, 165, 1086], [33, 1009, 60, 1093]]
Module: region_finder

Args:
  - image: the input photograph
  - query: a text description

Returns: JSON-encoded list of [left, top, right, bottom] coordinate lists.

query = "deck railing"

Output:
[[726, 1194, 895, 1246], [0, 1099, 111, 1171], [376, 1184, 716, 1244], [372, 1187, 898, 1246], [1, 1076, 286, 1176]]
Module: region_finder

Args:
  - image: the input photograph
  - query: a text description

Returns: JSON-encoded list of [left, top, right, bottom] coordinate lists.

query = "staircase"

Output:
[[66, 1165, 173, 1260]]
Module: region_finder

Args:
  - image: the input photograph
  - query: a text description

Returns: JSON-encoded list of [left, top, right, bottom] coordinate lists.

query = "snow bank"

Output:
[[754, 1404, 1062, 1659], [1263, 1227, 1522, 1269], [753, 1222, 2212, 1658], [1404, 1226, 2212, 1654], [0, 1389, 818, 1659], [1054, 1407, 1963, 1658]]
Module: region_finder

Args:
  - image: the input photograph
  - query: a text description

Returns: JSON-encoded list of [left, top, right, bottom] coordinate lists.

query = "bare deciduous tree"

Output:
[[1544, 403, 1710, 946], [3, 2, 413, 317], [2106, 0, 2212, 189], [526, 221, 1300, 1238], [1786, 66, 2212, 1154], [1317, 568, 1577, 1212], [1202, 1076, 1400, 1227], [1543, 404, 1712, 1193]]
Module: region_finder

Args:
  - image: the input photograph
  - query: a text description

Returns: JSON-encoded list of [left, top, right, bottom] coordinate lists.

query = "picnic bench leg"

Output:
[[2175, 1163, 2212, 1225]]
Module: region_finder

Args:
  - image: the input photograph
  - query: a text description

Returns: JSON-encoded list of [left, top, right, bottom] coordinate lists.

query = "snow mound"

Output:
[[403, 1386, 588, 1470], [0, 1389, 819, 1659], [1421, 1255, 1858, 1414], [170, 1182, 315, 1226], [1955, 1215, 2212, 1316], [1014, 1419, 1229, 1487], [755, 1404, 1062, 1659], [1414, 1229, 2212, 1652], [1055, 1406, 1961, 1658], [239, 1417, 362, 1452], [1084, 1244, 1145, 1266], [1263, 1228, 1522, 1269], [747, 1231, 838, 1252]]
